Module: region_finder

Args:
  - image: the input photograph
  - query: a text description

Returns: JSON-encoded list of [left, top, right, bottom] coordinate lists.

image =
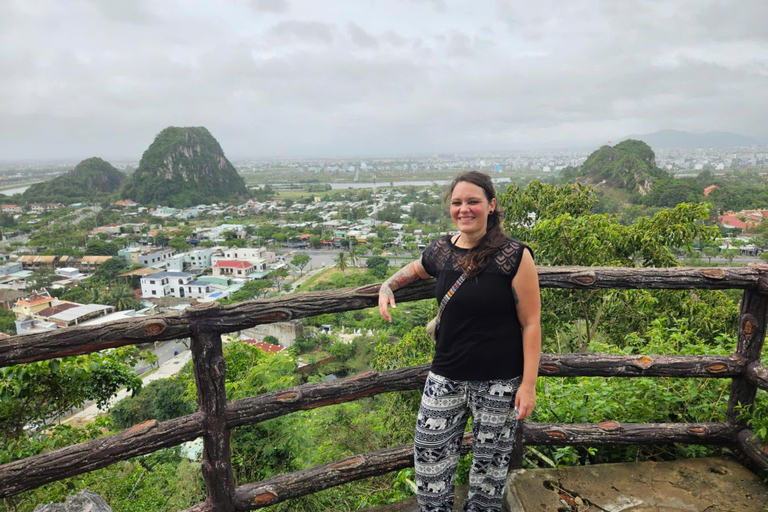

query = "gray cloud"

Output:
[[0, 0, 766, 160], [347, 23, 379, 49], [251, 0, 290, 14]]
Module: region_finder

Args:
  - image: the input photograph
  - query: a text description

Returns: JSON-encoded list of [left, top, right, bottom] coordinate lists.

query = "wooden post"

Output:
[[727, 287, 768, 426], [509, 422, 525, 470], [189, 303, 236, 512]]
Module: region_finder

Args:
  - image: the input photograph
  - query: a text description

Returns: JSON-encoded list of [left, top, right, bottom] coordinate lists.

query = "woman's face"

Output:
[[450, 181, 496, 238]]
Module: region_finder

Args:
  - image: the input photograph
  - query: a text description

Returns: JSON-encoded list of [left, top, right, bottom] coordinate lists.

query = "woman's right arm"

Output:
[[378, 258, 431, 322]]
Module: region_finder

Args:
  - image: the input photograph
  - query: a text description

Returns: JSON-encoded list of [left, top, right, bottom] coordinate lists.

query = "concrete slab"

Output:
[[506, 456, 768, 512]]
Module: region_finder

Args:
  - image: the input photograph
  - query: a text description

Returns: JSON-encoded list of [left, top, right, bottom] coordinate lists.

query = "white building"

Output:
[[138, 248, 174, 267], [212, 260, 257, 278], [140, 271, 196, 298], [184, 248, 219, 269]]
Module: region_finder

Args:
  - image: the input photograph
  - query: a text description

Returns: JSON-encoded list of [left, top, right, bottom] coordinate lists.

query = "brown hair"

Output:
[[446, 171, 507, 278]]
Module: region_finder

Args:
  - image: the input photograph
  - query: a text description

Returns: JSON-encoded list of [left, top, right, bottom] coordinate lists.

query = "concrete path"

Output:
[[362, 457, 768, 511], [61, 350, 192, 428]]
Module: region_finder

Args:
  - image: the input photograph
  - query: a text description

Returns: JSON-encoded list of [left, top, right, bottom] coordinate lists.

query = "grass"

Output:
[[294, 267, 368, 293]]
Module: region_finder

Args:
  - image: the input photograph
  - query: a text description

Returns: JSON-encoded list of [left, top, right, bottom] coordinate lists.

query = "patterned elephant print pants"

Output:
[[414, 371, 522, 512]]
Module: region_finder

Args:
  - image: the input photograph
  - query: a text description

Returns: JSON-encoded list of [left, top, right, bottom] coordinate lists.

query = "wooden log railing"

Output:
[[1, 266, 767, 511]]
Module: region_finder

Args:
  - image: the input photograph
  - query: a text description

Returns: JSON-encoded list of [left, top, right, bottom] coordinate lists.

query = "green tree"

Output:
[[85, 238, 120, 256], [25, 269, 57, 291], [291, 253, 311, 277], [334, 252, 348, 285], [93, 257, 127, 282], [169, 236, 189, 253], [109, 284, 141, 311], [0, 347, 152, 441], [499, 180, 719, 350], [0, 308, 17, 335], [366, 256, 390, 280]]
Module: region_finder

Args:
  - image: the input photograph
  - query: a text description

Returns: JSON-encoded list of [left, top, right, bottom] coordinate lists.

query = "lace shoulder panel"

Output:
[[491, 237, 528, 276]]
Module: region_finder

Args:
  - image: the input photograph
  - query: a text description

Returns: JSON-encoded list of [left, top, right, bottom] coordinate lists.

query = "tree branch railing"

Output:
[[1, 266, 767, 511]]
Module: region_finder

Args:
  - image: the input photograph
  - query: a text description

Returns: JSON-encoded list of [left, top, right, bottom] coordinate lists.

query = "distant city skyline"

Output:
[[1, 1, 767, 160]]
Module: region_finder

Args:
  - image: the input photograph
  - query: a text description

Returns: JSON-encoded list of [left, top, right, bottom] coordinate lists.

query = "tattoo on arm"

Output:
[[382, 261, 422, 298], [511, 286, 520, 305]]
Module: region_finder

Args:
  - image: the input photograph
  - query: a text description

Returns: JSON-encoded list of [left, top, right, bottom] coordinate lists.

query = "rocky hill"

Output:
[[576, 139, 669, 194], [23, 157, 125, 204], [121, 127, 248, 207]]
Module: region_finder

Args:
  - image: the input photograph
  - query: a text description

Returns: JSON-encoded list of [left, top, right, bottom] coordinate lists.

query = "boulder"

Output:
[[33, 490, 112, 512]]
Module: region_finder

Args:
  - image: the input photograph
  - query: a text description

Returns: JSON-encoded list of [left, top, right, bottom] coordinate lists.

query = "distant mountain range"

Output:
[[618, 129, 763, 149]]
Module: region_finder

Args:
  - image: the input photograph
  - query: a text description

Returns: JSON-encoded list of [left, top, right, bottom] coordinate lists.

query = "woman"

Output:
[[378, 171, 541, 512]]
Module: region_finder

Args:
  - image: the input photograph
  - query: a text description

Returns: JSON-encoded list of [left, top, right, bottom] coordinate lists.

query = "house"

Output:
[[241, 339, 286, 354], [12, 291, 56, 318], [77, 255, 114, 273], [138, 248, 174, 267], [140, 271, 196, 298], [0, 261, 23, 276], [212, 260, 257, 278], [184, 248, 219, 270], [1, 205, 22, 214], [114, 199, 138, 207]]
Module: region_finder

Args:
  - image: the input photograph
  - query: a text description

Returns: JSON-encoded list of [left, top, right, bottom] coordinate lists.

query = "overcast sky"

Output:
[[1, 0, 767, 161]]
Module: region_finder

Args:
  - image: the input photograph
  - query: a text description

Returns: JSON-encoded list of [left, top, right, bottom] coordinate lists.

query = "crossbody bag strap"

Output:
[[434, 271, 467, 332]]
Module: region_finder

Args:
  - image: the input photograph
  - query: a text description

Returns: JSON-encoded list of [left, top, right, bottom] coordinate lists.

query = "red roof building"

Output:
[[241, 339, 285, 354], [212, 260, 256, 277]]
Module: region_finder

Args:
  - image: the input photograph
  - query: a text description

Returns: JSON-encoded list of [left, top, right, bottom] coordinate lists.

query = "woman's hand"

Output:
[[515, 383, 536, 420], [378, 286, 396, 322], [377, 259, 430, 323]]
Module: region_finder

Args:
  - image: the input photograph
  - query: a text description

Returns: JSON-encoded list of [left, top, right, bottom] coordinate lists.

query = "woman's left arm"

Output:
[[511, 248, 541, 420]]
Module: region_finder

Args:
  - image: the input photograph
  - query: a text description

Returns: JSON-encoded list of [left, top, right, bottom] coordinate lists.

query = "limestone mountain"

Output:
[[121, 127, 248, 207], [23, 157, 125, 204], [575, 139, 669, 194]]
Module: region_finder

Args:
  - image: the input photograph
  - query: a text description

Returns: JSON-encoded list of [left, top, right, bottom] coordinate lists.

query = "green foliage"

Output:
[[365, 256, 390, 279], [218, 279, 273, 304], [263, 335, 280, 346], [22, 157, 125, 204], [121, 126, 248, 207], [85, 239, 120, 256], [109, 378, 196, 429], [93, 257, 127, 282], [377, 204, 404, 223], [533, 319, 736, 465], [5, 449, 205, 512], [0, 307, 17, 335], [291, 253, 311, 276], [0, 347, 152, 442]]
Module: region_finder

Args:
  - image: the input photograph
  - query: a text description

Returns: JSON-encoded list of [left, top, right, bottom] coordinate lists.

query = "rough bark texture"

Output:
[[746, 361, 768, 391], [0, 313, 189, 367], [0, 414, 203, 498], [734, 428, 768, 473], [728, 289, 768, 426], [538, 266, 760, 291], [538, 353, 743, 378], [189, 303, 236, 512], [226, 365, 430, 428], [524, 422, 735, 446]]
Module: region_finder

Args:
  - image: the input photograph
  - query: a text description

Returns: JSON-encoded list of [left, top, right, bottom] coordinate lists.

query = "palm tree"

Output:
[[335, 252, 348, 285], [348, 243, 360, 267], [110, 285, 140, 311]]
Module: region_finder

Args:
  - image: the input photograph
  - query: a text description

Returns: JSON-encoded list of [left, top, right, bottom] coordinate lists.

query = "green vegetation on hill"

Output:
[[121, 126, 248, 207], [575, 139, 669, 193], [22, 157, 125, 204]]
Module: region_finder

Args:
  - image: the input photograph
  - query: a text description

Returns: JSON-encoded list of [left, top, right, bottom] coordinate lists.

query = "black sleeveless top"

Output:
[[421, 235, 531, 380]]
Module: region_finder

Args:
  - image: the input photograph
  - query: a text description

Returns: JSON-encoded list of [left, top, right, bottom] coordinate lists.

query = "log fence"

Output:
[[1, 266, 767, 511]]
